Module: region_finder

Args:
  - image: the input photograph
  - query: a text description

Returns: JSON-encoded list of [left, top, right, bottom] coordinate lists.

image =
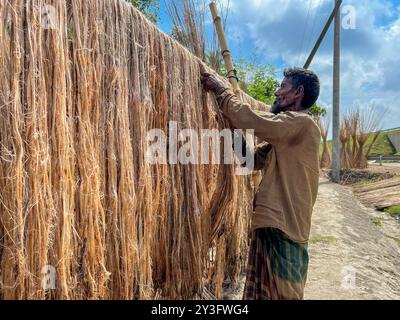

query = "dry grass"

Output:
[[166, 0, 206, 61], [354, 108, 382, 168], [318, 115, 331, 169], [0, 0, 265, 299], [324, 107, 385, 170], [339, 116, 351, 169], [166, 0, 230, 73]]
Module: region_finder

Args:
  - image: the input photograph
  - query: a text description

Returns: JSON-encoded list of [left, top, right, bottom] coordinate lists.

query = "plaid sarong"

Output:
[[243, 228, 309, 300]]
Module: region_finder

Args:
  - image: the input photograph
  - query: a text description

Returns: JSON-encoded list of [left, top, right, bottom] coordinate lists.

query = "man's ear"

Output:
[[295, 85, 304, 98]]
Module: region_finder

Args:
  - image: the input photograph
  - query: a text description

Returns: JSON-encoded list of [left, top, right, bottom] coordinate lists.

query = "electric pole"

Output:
[[332, 0, 341, 183]]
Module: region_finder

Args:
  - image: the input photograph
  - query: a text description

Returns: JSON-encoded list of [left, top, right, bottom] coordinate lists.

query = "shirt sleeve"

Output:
[[253, 143, 273, 170], [216, 89, 305, 146], [237, 135, 272, 171]]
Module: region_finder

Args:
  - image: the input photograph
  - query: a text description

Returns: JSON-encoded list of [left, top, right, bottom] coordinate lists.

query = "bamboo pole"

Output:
[[209, 2, 262, 191], [209, 2, 239, 93]]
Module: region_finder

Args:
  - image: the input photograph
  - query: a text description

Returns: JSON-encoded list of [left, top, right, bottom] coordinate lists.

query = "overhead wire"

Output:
[[297, 0, 313, 66], [303, 0, 322, 66]]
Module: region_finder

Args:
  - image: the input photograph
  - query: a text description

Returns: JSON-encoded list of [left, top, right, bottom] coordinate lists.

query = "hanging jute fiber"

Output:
[[0, 0, 266, 299]]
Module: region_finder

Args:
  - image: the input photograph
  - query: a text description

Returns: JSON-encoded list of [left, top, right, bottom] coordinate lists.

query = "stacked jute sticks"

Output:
[[0, 0, 267, 299], [318, 108, 383, 170]]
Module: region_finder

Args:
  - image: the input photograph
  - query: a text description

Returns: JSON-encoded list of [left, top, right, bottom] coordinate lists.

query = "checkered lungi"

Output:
[[243, 228, 309, 300]]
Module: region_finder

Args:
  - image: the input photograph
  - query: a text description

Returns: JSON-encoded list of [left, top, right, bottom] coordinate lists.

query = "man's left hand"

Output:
[[201, 72, 227, 95]]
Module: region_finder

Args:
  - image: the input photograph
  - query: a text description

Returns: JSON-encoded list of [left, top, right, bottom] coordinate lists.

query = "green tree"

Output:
[[235, 58, 280, 105], [129, 0, 159, 23], [236, 58, 327, 116], [207, 54, 327, 116], [309, 104, 327, 118]]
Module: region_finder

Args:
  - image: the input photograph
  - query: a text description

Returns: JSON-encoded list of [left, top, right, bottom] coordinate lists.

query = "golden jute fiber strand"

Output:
[[0, 0, 265, 299]]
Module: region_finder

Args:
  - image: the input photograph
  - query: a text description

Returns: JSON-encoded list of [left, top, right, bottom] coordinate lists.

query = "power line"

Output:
[[304, 0, 322, 65], [298, 0, 313, 66], [304, 0, 343, 69]]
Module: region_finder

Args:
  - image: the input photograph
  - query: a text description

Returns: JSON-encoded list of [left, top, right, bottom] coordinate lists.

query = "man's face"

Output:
[[271, 77, 302, 113]]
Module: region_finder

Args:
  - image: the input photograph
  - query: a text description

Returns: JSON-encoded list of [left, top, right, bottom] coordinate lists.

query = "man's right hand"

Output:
[[201, 72, 227, 95]]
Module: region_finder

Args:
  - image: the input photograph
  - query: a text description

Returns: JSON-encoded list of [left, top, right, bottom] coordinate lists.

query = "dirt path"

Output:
[[304, 178, 400, 300], [224, 178, 400, 300]]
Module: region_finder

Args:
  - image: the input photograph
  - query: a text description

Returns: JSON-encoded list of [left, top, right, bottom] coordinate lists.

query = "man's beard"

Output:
[[270, 102, 283, 115], [271, 100, 297, 114]]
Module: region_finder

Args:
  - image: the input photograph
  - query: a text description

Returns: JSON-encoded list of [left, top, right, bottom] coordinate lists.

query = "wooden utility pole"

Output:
[[332, 0, 341, 183]]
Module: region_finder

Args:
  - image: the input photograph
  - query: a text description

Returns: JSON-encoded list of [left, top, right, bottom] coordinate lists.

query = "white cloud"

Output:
[[223, 0, 400, 130]]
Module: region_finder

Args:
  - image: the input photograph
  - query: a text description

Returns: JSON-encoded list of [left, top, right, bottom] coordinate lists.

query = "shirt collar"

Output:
[[297, 109, 313, 116]]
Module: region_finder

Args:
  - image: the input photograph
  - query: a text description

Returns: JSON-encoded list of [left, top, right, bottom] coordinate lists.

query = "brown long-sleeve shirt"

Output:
[[216, 89, 321, 243]]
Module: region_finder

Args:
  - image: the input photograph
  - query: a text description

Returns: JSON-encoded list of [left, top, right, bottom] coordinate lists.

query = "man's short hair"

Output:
[[284, 67, 320, 109]]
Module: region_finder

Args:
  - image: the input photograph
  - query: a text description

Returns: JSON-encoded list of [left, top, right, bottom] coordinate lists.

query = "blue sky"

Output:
[[156, 0, 400, 132]]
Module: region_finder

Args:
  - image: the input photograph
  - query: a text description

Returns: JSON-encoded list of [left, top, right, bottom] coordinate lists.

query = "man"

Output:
[[201, 67, 321, 300]]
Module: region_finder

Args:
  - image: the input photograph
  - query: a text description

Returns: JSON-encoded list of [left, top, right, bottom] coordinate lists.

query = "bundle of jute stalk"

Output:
[[0, 0, 266, 299], [318, 115, 331, 169]]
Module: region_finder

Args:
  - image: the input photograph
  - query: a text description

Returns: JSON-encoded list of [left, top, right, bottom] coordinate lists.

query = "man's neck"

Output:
[[286, 102, 304, 112]]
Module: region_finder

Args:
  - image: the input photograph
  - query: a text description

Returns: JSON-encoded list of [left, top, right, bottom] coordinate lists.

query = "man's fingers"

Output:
[[200, 77, 210, 86], [201, 75, 213, 85], [201, 73, 214, 84], [200, 72, 225, 94]]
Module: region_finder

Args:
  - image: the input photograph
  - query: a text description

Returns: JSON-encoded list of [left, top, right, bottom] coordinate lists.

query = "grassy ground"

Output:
[[310, 235, 337, 244], [321, 129, 400, 156], [371, 217, 384, 227], [384, 205, 400, 217], [368, 129, 400, 155]]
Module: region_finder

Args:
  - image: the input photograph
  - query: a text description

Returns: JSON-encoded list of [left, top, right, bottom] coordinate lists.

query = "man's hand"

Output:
[[201, 72, 227, 95]]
